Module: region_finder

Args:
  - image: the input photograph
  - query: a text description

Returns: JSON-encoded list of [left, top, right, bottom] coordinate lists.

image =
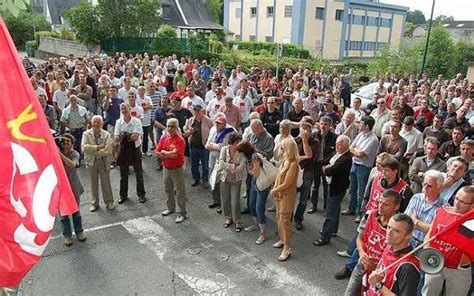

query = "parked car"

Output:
[[351, 82, 391, 109]]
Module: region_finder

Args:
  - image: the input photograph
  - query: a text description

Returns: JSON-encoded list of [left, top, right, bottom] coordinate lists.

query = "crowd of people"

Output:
[[23, 51, 474, 295]]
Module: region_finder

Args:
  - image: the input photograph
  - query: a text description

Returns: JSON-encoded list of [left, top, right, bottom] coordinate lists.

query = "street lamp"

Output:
[[421, 0, 436, 74]]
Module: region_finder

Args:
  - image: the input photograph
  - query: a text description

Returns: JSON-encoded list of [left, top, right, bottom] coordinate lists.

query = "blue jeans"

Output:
[[249, 182, 269, 225], [60, 211, 83, 238], [348, 163, 370, 215], [294, 173, 314, 224], [190, 147, 209, 182], [156, 128, 164, 167], [320, 190, 346, 241], [345, 235, 359, 271]]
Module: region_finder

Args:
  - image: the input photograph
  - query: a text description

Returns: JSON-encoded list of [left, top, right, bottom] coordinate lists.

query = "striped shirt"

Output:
[[404, 193, 444, 242]]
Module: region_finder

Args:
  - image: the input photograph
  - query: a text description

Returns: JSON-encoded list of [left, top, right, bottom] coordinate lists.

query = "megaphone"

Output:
[[419, 248, 445, 275]]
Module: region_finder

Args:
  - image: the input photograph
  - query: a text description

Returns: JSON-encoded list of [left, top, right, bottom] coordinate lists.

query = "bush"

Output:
[[34, 31, 60, 45], [25, 40, 38, 57], [227, 41, 311, 59], [156, 24, 177, 39]]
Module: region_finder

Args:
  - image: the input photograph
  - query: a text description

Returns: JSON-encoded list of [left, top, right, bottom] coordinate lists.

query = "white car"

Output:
[[351, 82, 391, 109]]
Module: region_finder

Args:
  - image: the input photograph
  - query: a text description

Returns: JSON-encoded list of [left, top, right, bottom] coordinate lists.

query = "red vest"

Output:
[[366, 174, 407, 212], [363, 211, 388, 271], [366, 247, 420, 296], [430, 206, 465, 269]]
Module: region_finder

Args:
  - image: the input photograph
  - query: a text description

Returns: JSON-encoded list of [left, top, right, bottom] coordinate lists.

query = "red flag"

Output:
[[0, 18, 78, 287], [435, 209, 474, 260]]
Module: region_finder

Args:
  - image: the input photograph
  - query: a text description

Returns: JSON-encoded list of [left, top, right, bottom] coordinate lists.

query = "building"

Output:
[[224, 0, 408, 60], [45, 0, 222, 36], [411, 21, 474, 44]]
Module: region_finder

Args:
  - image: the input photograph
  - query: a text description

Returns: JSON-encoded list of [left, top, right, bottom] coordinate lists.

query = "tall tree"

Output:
[[406, 10, 426, 25], [207, 0, 223, 24]]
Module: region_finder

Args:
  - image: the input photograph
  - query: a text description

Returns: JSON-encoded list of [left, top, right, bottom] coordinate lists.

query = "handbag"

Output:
[[256, 154, 279, 191], [209, 162, 219, 191], [296, 166, 304, 188]]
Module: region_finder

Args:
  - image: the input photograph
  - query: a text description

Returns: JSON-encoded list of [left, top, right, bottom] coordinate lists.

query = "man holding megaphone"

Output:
[[421, 185, 473, 296]]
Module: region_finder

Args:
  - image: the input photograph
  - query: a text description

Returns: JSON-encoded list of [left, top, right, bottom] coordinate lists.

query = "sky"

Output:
[[382, 0, 474, 21]]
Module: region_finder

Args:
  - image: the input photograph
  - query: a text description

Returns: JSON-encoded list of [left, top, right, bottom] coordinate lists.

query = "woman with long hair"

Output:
[[270, 138, 300, 261]]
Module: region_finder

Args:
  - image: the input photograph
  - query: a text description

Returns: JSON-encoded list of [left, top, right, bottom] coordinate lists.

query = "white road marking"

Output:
[[122, 216, 235, 294], [50, 220, 126, 240]]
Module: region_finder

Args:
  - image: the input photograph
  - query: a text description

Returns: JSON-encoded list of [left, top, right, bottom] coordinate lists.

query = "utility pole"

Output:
[[421, 0, 436, 74]]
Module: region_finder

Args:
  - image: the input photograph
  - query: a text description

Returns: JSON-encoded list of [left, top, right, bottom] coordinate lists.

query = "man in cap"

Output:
[[184, 105, 213, 188]]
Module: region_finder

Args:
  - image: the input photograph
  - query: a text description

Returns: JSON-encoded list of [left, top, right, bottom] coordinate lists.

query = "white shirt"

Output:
[[118, 86, 137, 100], [125, 105, 144, 122], [223, 87, 234, 98], [206, 98, 225, 120], [35, 87, 46, 97], [114, 117, 143, 148], [182, 95, 206, 111], [136, 95, 153, 126], [205, 90, 216, 104], [400, 127, 424, 153], [53, 89, 68, 110], [110, 77, 121, 87], [233, 96, 254, 123]]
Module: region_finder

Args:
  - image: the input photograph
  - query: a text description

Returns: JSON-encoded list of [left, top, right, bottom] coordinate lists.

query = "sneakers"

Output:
[[334, 266, 352, 280], [90, 204, 99, 212], [175, 214, 185, 223], [341, 210, 355, 216], [272, 240, 284, 248], [191, 180, 200, 187], [244, 224, 258, 232], [106, 203, 116, 211], [354, 215, 362, 223], [337, 250, 352, 258], [162, 209, 175, 216], [76, 232, 87, 242], [306, 206, 317, 214], [64, 237, 73, 247], [145, 152, 153, 157]]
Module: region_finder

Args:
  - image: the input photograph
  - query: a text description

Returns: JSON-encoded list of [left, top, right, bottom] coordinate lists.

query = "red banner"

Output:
[[436, 209, 474, 260], [0, 18, 78, 287]]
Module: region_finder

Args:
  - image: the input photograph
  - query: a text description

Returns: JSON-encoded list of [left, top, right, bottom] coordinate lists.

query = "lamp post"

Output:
[[421, 0, 436, 74]]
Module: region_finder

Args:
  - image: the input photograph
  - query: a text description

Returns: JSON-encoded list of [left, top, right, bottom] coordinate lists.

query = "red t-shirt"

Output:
[[156, 133, 186, 169], [169, 91, 188, 101], [414, 109, 434, 126]]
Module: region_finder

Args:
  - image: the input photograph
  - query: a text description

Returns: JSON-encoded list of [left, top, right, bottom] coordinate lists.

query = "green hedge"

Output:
[[34, 31, 60, 45], [227, 41, 311, 59], [25, 40, 38, 57]]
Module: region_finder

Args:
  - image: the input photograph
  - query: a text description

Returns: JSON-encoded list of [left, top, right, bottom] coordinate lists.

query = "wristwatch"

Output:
[[374, 281, 384, 292]]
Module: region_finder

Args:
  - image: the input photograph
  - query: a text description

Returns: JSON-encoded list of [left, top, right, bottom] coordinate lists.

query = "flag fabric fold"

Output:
[[435, 209, 474, 260], [0, 18, 78, 287]]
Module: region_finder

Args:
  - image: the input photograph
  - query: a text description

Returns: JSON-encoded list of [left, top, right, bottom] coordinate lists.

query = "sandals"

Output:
[[279, 248, 292, 261], [235, 223, 242, 232], [223, 220, 233, 228], [256, 234, 266, 245]]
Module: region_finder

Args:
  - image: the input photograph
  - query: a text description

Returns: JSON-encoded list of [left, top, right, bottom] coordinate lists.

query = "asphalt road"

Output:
[[21, 154, 359, 296]]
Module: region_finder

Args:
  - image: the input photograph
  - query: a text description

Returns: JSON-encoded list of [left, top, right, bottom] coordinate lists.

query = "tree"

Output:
[[65, 1, 105, 45], [207, 0, 223, 24], [0, 0, 29, 17], [406, 10, 426, 25], [434, 15, 454, 22], [66, 0, 162, 45], [156, 24, 177, 39], [421, 25, 456, 77], [4, 10, 51, 48]]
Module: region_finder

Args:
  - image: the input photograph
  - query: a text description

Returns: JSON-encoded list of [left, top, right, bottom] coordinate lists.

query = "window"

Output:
[[162, 4, 171, 19], [381, 18, 392, 27], [265, 36, 273, 42], [367, 16, 377, 26], [335, 9, 344, 21], [249, 35, 256, 42], [315, 7, 324, 20], [267, 6, 274, 17], [284, 5, 293, 17], [235, 8, 241, 18], [250, 7, 257, 18]]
